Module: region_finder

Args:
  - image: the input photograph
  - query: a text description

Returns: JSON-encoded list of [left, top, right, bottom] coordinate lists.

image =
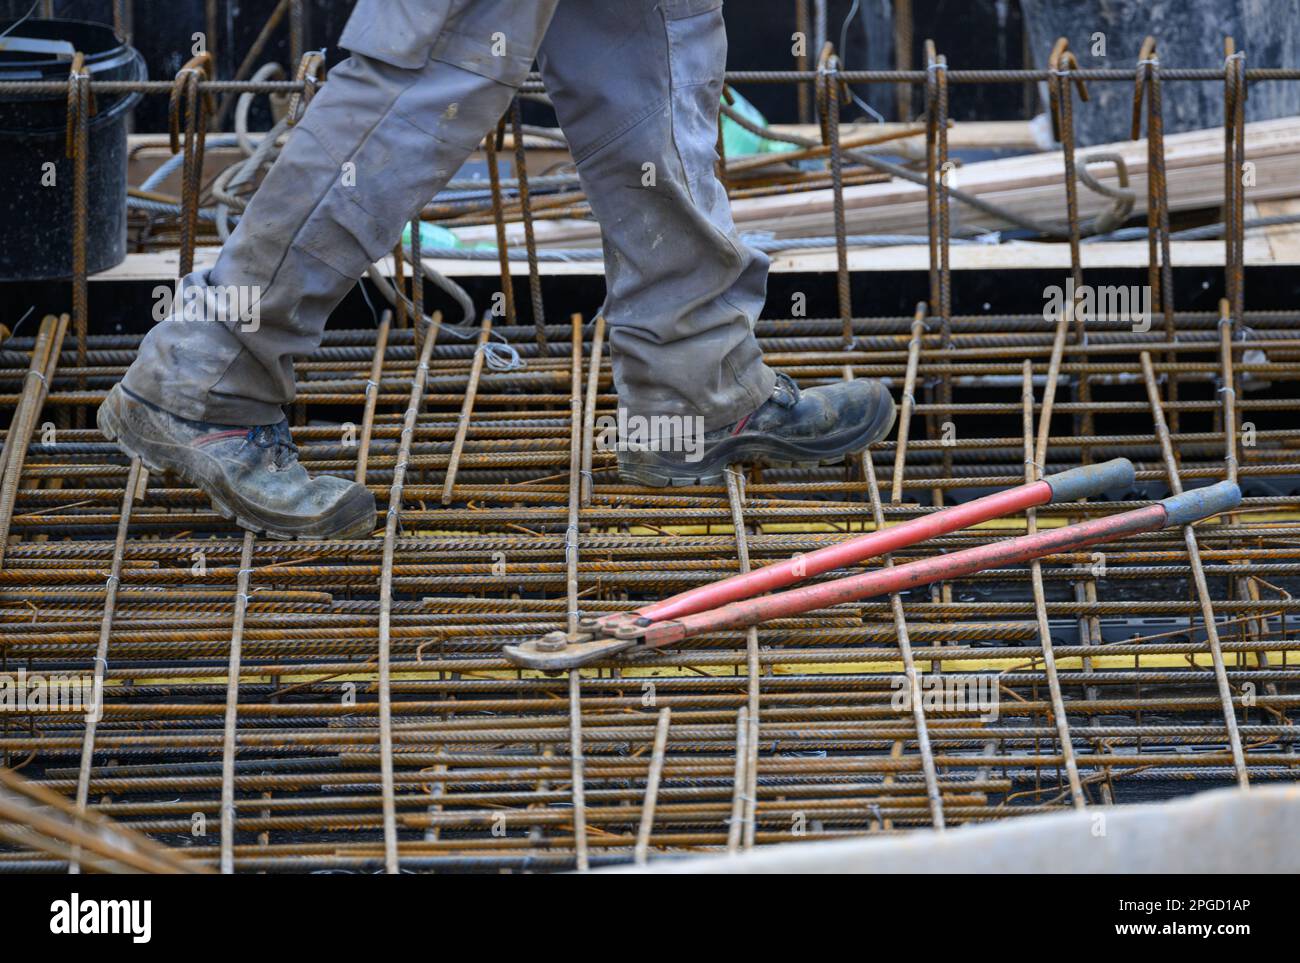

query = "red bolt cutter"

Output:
[[505, 459, 1242, 670]]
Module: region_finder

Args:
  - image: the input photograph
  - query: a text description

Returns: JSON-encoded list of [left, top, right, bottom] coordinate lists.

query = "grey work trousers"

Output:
[[123, 0, 777, 431]]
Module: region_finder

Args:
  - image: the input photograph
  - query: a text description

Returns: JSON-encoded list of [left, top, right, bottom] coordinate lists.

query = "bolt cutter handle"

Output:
[[582, 457, 1135, 633], [507, 480, 1240, 667]]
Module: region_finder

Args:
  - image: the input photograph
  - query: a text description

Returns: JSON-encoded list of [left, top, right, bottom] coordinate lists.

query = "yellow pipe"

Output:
[[102, 648, 1285, 687]]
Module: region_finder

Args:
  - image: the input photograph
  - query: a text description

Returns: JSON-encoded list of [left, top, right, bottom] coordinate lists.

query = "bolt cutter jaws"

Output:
[[504, 633, 638, 670], [579, 611, 648, 638]]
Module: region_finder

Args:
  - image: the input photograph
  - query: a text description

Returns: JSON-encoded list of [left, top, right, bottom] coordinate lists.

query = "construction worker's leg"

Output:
[[103, 1, 559, 538], [536, 0, 895, 487], [536, 0, 776, 432], [122, 0, 558, 426]]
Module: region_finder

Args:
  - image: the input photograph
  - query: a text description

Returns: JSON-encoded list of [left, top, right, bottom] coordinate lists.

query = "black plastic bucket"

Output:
[[0, 19, 145, 280]]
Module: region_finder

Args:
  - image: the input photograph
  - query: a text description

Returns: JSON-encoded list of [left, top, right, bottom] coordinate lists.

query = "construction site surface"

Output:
[[1, 3, 1298, 874]]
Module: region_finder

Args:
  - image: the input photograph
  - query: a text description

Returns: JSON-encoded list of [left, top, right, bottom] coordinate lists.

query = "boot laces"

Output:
[[246, 422, 299, 471], [771, 371, 801, 408]]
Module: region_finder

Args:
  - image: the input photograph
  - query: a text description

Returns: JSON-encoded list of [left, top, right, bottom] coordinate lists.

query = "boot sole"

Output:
[[98, 386, 375, 541], [619, 391, 898, 488]]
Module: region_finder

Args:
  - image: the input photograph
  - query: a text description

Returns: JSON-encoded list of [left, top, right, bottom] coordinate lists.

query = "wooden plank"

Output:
[[1254, 197, 1300, 264], [769, 120, 1042, 151], [93, 236, 1285, 283], [450, 117, 1300, 248]]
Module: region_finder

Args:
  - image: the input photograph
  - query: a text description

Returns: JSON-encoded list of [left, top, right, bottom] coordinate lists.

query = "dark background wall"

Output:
[[5, 1, 1294, 139], [2, 0, 1032, 131], [1021, 0, 1300, 144]]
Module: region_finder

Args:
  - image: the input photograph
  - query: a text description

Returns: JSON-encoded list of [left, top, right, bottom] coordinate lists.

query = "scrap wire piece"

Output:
[[505, 460, 1246, 670]]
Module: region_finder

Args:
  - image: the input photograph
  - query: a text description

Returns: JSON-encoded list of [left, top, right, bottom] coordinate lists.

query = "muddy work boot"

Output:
[[97, 383, 375, 539], [618, 373, 896, 487]]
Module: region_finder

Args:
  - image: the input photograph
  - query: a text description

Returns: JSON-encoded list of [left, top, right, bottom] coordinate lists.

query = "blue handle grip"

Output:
[[1160, 481, 1242, 527], [1043, 458, 1135, 503]]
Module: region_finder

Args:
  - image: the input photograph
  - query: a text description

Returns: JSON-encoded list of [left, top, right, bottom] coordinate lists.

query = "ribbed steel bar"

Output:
[[377, 315, 441, 872], [1023, 361, 1084, 806], [565, 315, 589, 871], [1139, 351, 1250, 787], [219, 531, 255, 874]]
